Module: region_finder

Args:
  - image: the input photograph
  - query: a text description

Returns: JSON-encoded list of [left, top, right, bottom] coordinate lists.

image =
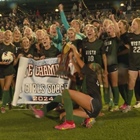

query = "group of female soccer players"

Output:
[[0, 3, 140, 130]]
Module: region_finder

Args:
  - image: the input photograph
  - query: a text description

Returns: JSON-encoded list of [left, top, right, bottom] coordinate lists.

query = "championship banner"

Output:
[[12, 57, 73, 106]]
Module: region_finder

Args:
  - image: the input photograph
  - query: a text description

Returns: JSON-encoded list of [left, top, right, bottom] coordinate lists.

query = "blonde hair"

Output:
[[71, 19, 81, 29], [36, 29, 45, 36], [106, 23, 115, 30], [4, 30, 13, 40], [3, 30, 14, 46], [103, 19, 113, 29], [67, 27, 76, 34], [21, 36, 30, 43], [21, 36, 30, 47], [23, 26, 32, 35], [133, 18, 140, 29], [13, 28, 22, 40], [85, 24, 98, 38], [118, 20, 129, 31]]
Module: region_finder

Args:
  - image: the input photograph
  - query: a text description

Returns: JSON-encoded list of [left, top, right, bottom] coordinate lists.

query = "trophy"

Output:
[[55, 42, 72, 76]]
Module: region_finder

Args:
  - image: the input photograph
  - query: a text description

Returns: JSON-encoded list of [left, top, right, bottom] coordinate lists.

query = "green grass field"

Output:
[[0, 97, 140, 140]]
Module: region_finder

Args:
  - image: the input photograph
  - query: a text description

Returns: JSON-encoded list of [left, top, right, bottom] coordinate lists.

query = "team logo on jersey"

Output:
[[96, 80, 100, 86]]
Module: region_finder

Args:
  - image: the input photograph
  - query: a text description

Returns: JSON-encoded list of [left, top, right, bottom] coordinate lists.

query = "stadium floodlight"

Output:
[[120, 3, 124, 7], [55, 8, 59, 12]]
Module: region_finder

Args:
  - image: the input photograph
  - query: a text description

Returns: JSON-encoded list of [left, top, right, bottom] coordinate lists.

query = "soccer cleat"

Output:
[[102, 104, 110, 111], [1, 107, 6, 114], [119, 103, 127, 110], [55, 121, 76, 130], [122, 105, 131, 113], [108, 99, 115, 111], [82, 118, 96, 128], [110, 106, 119, 112], [133, 102, 140, 109], [32, 107, 44, 118]]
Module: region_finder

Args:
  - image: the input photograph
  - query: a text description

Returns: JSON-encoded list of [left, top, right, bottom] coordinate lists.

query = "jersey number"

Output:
[[88, 56, 94, 62], [133, 46, 140, 53]]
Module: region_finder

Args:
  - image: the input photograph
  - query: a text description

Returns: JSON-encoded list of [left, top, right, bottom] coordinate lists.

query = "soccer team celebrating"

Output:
[[0, 3, 140, 130]]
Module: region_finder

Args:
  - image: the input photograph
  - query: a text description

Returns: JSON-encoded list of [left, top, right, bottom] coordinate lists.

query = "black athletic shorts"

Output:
[[0, 65, 15, 78], [107, 64, 118, 73], [129, 66, 140, 71], [84, 98, 102, 118]]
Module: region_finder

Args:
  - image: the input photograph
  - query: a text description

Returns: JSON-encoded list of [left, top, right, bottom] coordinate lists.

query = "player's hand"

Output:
[[40, 55, 45, 60], [58, 4, 63, 11], [27, 54, 33, 58], [1, 61, 11, 65], [69, 44, 77, 52], [18, 54, 24, 59], [54, 21, 60, 27], [109, 14, 115, 21]]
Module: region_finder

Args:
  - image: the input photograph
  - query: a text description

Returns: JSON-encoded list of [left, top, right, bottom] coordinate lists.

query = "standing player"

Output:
[[81, 24, 107, 86], [0, 30, 15, 113], [103, 22, 120, 112], [117, 20, 129, 110], [81, 24, 108, 113], [123, 18, 140, 112]]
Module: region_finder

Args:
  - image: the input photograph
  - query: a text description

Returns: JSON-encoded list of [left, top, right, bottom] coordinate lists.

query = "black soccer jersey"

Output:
[[0, 43, 15, 61], [82, 38, 106, 67], [124, 33, 140, 68], [0, 43, 15, 74], [42, 45, 61, 58], [81, 64, 102, 104], [117, 32, 129, 66], [71, 39, 83, 52], [104, 37, 119, 66], [13, 41, 22, 54], [16, 47, 35, 58]]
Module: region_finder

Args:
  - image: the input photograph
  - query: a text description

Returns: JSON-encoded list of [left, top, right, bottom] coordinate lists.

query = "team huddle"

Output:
[[0, 3, 140, 130]]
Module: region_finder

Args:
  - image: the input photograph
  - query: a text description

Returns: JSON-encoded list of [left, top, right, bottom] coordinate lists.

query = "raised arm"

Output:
[[58, 4, 70, 31], [109, 14, 120, 38]]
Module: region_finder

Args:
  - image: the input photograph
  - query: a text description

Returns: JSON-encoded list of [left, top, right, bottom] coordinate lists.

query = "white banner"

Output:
[[12, 57, 73, 106]]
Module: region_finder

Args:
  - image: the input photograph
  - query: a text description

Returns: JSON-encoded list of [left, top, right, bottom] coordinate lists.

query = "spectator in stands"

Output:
[[71, 3, 78, 13]]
